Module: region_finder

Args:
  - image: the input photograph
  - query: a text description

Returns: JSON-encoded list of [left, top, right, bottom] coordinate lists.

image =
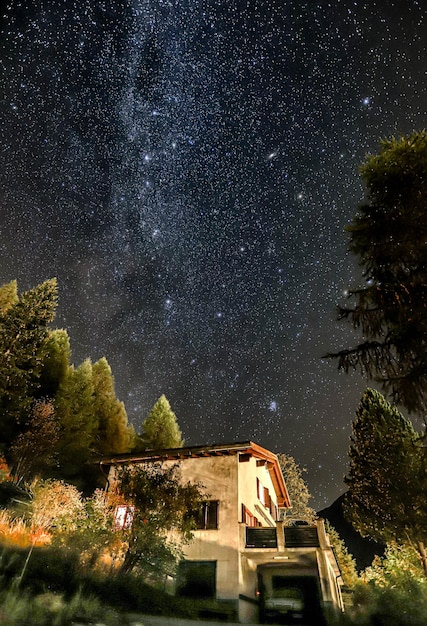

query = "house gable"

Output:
[[100, 440, 290, 512]]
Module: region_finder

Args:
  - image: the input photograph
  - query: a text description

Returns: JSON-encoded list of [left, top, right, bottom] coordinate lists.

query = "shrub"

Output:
[[337, 578, 427, 626]]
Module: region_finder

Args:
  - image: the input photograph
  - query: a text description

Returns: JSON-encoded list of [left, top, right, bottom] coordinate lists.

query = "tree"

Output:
[[324, 522, 358, 591], [0, 278, 58, 447], [0, 280, 18, 314], [92, 357, 134, 456], [344, 388, 427, 574], [54, 359, 98, 478], [277, 453, 316, 523], [10, 399, 60, 482], [113, 463, 204, 577], [39, 329, 71, 398], [350, 543, 427, 626], [362, 542, 424, 588], [29, 480, 117, 571], [139, 395, 184, 450], [29, 479, 86, 536], [327, 132, 427, 415]]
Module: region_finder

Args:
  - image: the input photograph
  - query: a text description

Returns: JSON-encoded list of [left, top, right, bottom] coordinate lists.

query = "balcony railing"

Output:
[[284, 526, 320, 547], [245, 524, 320, 549], [245, 527, 278, 548]]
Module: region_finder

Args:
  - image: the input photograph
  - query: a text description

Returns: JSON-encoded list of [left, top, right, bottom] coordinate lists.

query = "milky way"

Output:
[[1, 1, 426, 507]]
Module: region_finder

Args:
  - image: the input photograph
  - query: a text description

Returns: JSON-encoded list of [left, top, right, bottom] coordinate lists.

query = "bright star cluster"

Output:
[[1, 1, 426, 507]]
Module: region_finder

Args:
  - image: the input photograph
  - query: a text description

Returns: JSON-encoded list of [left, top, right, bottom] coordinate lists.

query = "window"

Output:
[[264, 487, 271, 509], [196, 501, 219, 529], [176, 561, 217, 598], [257, 478, 272, 510], [114, 505, 134, 530]]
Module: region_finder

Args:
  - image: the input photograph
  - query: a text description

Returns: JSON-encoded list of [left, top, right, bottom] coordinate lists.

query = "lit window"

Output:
[[114, 505, 134, 530]]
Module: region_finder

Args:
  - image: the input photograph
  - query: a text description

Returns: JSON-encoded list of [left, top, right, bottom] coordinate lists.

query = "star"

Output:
[[1, 0, 426, 510]]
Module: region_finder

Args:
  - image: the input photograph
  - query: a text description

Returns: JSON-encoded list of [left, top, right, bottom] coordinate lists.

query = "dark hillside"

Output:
[[318, 493, 384, 571]]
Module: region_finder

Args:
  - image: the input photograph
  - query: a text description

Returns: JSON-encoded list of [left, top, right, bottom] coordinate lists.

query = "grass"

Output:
[[0, 586, 121, 625]]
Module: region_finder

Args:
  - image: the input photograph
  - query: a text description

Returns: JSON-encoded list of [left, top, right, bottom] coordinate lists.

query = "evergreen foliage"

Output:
[[140, 394, 184, 450], [0, 280, 18, 314], [54, 359, 98, 477], [10, 400, 60, 482], [277, 453, 316, 523], [344, 388, 427, 574], [328, 131, 427, 414], [39, 329, 71, 398], [325, 522, 358, 590], [92, 358, 134, 455], [0, 278, 58, 447], [54, 357, 134, 480]]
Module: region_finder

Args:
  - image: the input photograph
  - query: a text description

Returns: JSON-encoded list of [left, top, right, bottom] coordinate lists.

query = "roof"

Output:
[[100, 440, 291, 508]]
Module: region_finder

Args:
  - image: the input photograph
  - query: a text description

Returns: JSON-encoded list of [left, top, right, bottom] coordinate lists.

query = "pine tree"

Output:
[[0, 280, 18, 314], [344, 388, 427, 574], [55, 359, 98, 477], [327, 132, 427, 414], [0, 278, 58, 446], [39, 329, 72, 398], [140, 395, 184, 450], [92, 357, 134, 455]]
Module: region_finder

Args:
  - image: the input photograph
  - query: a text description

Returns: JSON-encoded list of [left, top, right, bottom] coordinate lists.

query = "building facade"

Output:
[[102, 441, 344, 624]]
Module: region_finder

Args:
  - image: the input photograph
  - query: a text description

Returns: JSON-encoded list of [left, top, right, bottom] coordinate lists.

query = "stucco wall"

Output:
[[107, 450, 285, 612], [238, 456, 278, 528], [175, 454, 241, 600]]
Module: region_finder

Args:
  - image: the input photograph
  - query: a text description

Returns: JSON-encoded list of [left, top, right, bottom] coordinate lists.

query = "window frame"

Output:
[[114, 504, 135, 530], [196, 500, 219, 530]]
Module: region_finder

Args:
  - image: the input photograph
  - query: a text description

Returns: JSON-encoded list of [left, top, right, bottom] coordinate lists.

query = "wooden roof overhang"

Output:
[[100, 440, 291, 508]]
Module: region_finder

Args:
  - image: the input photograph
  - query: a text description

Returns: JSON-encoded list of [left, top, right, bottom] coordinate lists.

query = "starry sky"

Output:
[[0, 1, 426, 508]]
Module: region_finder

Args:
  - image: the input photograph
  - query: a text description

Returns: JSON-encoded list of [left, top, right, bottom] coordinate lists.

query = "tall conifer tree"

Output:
[[328, 132, 427, 414], [345, 388, 427, 574], [140, 395, 184, 450], [92, 357, 134, 455], [39, 329, 72, 398], [55, 359, 97, 477], [0, 278, 58, 446]]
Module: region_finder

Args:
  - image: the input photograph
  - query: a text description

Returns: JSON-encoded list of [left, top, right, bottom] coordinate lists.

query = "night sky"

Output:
[[1, 1, 426, 508]]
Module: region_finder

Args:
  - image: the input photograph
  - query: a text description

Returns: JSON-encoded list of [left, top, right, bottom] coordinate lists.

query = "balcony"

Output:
[[245, 524, 321, 549], [246, 527, 278, 548]]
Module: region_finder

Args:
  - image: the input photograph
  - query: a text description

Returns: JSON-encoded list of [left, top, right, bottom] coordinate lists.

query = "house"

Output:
[[101, 441, 344, 624]]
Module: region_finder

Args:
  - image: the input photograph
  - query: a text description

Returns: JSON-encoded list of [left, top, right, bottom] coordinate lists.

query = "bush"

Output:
[[23, 546, 80, 595], [84, 572, 195, 615], [0, 543, 80, 595], [337, 579, 427, 626]]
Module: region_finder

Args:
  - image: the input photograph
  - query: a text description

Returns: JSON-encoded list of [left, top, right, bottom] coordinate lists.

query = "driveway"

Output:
[[126, 615, 244, 626]]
